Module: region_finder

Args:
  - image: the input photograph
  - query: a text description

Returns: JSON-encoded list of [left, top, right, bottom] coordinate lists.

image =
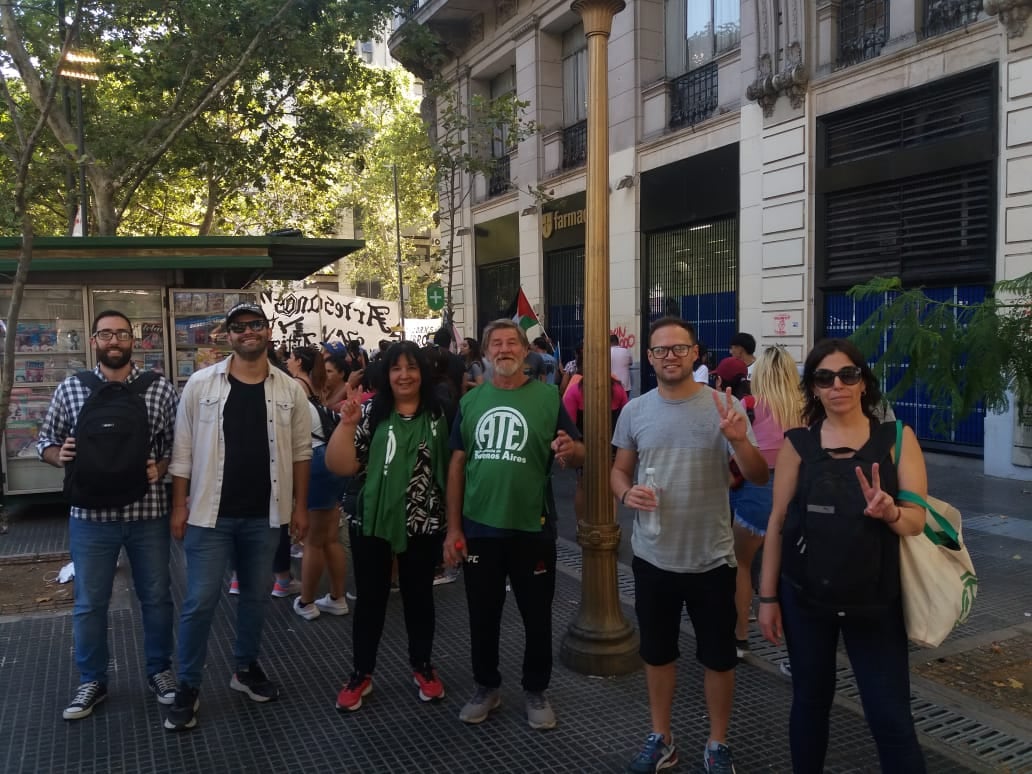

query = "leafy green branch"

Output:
[[848, 274, 1032, 432]]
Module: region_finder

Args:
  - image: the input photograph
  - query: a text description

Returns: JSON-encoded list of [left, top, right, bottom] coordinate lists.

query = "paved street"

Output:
[[0, 453, 1029, 773]]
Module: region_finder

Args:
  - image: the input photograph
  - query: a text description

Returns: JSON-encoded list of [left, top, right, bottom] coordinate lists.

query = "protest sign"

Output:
[[404, 318, 441, 347], [260, 289, 401, 350]]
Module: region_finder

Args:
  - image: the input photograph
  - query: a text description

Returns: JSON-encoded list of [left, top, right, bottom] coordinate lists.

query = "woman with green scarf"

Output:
[[325, 341, 451, 712]]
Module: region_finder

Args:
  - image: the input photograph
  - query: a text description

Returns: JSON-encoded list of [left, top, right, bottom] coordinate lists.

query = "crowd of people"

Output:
[[37, 305, 929, 774]]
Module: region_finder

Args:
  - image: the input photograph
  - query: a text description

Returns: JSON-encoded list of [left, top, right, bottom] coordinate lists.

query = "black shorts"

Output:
[[632, 557, 737, 672]]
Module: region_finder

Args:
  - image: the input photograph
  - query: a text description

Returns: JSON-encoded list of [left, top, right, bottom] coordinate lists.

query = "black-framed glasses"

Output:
[[813, 366, 863, 388], [648, 344, 695, 359], [228, 320, 268, 333], [92, 329, 133, 342]]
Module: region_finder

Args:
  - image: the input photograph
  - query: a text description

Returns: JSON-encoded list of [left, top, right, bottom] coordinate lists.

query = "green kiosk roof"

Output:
[[0, 236, 365, 286]]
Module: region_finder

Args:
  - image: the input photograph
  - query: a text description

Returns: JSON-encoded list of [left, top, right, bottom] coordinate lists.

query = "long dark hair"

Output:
[[366, 341, 443, 436], [801, 338, 882, 426], [291, 345, 325, 396], [463, 337, 482, 367]]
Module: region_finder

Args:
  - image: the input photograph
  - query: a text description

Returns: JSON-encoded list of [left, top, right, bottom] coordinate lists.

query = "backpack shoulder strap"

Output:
[[785, 426, 823, 462], [856, 420, 898, 462], [75, 370, 104, 393], [129, 371, 160, 396]]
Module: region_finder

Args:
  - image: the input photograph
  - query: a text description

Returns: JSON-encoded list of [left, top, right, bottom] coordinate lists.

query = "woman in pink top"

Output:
[[731, 346, 803, 661], [563, 359, 629, 523]]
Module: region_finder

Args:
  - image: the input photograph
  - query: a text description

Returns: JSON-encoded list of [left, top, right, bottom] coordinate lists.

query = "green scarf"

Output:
[[358, 409, 449, 554]]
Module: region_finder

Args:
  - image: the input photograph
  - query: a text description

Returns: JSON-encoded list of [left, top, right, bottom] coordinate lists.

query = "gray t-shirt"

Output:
[[612, 387, 757, 574]]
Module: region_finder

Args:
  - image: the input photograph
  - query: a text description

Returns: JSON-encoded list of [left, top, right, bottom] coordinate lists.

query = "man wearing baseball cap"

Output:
[[165, 300, 312, 731]]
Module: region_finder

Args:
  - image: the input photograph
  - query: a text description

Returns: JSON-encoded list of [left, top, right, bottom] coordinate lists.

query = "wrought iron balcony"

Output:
[[488, 153, 512, 197], [924, 0, 983, 37], [837, 1, 889, 68], [562, 120, 587, 170], [669, 62, 718, 129]]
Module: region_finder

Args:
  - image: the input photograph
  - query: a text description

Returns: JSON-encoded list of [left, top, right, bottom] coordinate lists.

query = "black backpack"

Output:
[[64, 371, 160, 509], [780, 420, 901, 617], [310, 395, 340, 443]]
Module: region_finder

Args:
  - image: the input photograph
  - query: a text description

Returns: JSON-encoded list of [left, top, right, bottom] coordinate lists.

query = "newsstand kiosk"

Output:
[[0, 236, 363, 505]]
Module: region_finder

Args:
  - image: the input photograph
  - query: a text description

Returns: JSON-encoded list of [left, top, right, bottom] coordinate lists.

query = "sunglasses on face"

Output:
[[813, 366, 863, 388], [92, 329, 133, 342], [228, 320, 268, 334]]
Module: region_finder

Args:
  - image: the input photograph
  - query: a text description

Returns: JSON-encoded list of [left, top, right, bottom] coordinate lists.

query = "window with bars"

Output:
[[488, 68, 515, 195], [545, 247, 586, 357], [669, 62, 718, 129], [823, 163, 993, 286], [817, 67, 997, 289], [643, 217, 739, 389], [924, 0, 983, 37], [837, 0, 889, 68], [823, 69, 994, 166]]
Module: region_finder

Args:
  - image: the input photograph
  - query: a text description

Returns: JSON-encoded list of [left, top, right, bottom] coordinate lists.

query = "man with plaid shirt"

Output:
[[38, 309, 179, 721]]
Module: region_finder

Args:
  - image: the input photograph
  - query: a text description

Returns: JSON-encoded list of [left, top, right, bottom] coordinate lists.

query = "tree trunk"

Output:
[[90, 174, 119, 235]]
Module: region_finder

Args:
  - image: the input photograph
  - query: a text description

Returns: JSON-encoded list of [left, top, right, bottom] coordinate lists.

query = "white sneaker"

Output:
[[314, 593, 350, 616], [292, 597, 320, 620]]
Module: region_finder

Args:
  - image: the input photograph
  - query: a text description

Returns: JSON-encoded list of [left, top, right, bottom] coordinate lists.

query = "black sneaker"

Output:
[[63, 681, 107, 720], [163, 685, 199, 732], [230, 662, 279, 702], [147, 669, 177, 705]]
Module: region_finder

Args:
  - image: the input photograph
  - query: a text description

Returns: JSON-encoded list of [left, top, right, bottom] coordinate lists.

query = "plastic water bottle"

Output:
[[636, 467, 661, 538]]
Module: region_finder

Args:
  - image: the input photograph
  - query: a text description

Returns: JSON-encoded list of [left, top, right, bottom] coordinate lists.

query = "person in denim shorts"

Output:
[[729, 346, 804, 662]]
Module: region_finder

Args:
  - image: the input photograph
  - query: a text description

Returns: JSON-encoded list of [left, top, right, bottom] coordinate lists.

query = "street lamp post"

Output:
[[393, 163, 407, 328], [559, 0, 640, 677], [54, 0, 97, 236]]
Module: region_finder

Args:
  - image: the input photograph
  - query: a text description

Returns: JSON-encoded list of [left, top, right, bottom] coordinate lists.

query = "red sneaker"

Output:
[[335, 673, 372, 711], [412, 665, 445, 702]]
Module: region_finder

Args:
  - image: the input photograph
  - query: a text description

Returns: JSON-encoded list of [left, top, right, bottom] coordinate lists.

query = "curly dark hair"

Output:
[[365, 341, 443, 436], [801, 338, 882, 426]]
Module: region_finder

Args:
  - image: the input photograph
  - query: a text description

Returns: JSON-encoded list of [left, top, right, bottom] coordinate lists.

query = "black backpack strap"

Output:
[[855, 420, 898, 463], [129, 371, 160, 396], [785, 426, 823, 463], [75, 370, 104, 393]]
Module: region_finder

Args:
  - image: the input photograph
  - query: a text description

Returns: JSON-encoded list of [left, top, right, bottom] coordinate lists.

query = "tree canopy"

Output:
[[1, 0, 407, 235]]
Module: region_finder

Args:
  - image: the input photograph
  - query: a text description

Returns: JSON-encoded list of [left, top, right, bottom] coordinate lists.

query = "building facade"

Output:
[[390, 0, 1032, 479]]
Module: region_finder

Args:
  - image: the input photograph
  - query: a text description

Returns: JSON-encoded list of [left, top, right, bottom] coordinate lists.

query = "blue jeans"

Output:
[[68, 516, 173, 684], [176, 519, 279, 688], [779, 581, 926, 773]]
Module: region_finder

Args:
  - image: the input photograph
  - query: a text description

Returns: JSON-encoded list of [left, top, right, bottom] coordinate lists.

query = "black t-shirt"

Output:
[[218, 374, 271, 518]]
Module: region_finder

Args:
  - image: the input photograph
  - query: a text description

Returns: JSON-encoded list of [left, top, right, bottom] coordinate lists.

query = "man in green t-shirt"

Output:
[[445, 319, 584, 731]]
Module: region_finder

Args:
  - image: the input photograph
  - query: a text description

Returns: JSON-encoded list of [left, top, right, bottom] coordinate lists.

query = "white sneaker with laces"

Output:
[[292, 597, 320, 620], [314, 593, 350, 616]]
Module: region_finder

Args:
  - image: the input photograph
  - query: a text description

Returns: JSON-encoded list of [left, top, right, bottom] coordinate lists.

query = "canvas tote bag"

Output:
[[894, 422, 978, 648]]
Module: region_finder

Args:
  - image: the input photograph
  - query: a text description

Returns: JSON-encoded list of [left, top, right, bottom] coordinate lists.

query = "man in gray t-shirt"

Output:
[[611, 316, 767, 774]]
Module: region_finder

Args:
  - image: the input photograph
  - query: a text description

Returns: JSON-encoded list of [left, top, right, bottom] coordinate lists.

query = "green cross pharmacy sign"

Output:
[[426, 283, 445, 311]]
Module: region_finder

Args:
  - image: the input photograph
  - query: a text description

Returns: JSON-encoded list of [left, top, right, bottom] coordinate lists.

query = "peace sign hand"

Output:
[[854, 462, 899, 523], [712, 387, 747, 442], [338, 384, 362, 425]]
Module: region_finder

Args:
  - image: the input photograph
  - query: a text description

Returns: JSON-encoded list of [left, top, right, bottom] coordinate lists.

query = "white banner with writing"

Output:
[[404, 317, 442, 347], [260, 288, 401, 350]]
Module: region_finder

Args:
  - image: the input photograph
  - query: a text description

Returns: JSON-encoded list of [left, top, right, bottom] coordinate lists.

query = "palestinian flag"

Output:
[[509, 288, 541, 333]]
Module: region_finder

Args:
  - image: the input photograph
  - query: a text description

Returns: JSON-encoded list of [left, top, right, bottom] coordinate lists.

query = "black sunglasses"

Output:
[[228, 320, 268, 333], [813, 366, 863, 389]]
